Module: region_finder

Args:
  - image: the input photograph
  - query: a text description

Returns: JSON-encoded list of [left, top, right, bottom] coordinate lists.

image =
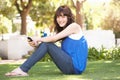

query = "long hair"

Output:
[[54, 5, 75, 33]]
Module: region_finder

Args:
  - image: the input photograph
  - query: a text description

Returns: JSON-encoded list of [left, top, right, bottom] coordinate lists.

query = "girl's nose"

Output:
[[58, 17, 62, 21]]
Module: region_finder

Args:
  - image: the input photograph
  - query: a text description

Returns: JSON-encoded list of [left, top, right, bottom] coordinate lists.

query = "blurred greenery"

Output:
[[23, 46, 120, 62], [88, 47, 120, 61], [0, 0, 120, 36]]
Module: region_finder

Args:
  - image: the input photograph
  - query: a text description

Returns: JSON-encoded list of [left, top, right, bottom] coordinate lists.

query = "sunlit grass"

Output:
[[0, 60, 120, 80]]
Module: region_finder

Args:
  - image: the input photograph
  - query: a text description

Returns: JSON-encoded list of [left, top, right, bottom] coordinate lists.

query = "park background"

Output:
[[0, 0, 120, 80]]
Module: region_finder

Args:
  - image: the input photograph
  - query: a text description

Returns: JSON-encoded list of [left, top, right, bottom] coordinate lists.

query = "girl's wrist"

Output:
[[37, 38, 43, 43]]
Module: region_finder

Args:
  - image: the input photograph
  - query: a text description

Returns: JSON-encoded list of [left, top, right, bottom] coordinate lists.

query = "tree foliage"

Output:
[[30, 0, 55, 28], [0, 0, 16, 19], [83, 1, 107, 29], [82, 0, 120, 31], [95, 0, 120, 32], [30, 0, 72, 30], [0, 0, 120, 36], [0, 0, 15, 34], [110, 0, 120, 33]]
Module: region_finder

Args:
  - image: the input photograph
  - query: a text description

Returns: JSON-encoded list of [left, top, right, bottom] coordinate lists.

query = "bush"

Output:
[[23, 51, 52, 62], [23, 46, 120, 62], [88, 46, 120, 61]]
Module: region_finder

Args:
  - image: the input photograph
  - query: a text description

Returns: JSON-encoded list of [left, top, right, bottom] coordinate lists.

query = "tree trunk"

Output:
[[76, 1, 83, 28], [71, 0, 86, 29], [20, 11, 27, 35], [14, 0, 32, 35]]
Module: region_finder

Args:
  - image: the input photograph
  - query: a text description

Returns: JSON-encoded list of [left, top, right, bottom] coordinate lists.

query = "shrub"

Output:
[[23, 46, 120, 62], [88, 46, 120, 61]]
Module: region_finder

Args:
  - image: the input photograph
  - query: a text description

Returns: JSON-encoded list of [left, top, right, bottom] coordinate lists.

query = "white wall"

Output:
[[0, 40, 8, 59], [83, 30, 115, 49], [0, 35, 34, 60], [0, 30, 116, 60]]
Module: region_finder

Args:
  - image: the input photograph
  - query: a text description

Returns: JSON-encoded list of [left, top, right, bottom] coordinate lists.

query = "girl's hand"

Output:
[[27, 37, 41, 47], [28, 40, 38, 47]]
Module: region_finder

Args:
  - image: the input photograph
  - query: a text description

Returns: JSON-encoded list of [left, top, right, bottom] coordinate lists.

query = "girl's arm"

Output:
[[37, 23, 81, 42]]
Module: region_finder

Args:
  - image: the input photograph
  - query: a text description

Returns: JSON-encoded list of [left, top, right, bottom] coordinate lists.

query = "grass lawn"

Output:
[[0, 60, 120, 80]]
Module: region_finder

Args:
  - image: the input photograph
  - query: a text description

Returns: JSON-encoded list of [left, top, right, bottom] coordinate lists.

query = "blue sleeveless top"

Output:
[[61, 36, 88, 74]]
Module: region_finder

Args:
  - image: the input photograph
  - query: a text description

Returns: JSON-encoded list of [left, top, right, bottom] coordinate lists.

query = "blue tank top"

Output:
[[61, 36, 88, 74]]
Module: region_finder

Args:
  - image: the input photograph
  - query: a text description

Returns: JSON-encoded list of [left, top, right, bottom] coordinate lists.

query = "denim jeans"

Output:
[[20, 42, 75, 74]]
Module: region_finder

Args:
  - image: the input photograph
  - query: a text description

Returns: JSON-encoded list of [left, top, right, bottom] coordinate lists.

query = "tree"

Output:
[[110, 0, 120, 41], [71, 0, 86, 28], [100, 0, 120, 38], [0, 0, 16, 34], [14, 0, 32, 35], [13, 0, 86, 35], [0, 0, 16, 19], [30, 0, 71, 32], [111, 0, 120, 33]]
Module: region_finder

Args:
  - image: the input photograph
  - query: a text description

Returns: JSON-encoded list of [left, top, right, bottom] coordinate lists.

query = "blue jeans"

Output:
[[20, 42, 75, 74]]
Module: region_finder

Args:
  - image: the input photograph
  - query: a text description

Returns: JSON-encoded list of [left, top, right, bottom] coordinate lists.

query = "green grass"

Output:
[[0, 60, 120, 80]]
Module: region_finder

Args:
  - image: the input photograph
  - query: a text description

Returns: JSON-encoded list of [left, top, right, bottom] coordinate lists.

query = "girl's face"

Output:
[[56, 13, 68, 27]]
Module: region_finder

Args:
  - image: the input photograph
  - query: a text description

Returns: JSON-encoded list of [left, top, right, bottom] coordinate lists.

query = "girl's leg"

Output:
[[20, 42, 48, 72], [20, 42, 75, 74], [5, 42, 48, 76], [47, 43, 75, 74]]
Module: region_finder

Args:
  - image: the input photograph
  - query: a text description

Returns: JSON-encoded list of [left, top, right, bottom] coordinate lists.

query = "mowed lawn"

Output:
[[0, 60, 120, 80]]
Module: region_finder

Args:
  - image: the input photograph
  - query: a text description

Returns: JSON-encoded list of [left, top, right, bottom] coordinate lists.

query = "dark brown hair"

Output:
[[54, 5, 75, 33]]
